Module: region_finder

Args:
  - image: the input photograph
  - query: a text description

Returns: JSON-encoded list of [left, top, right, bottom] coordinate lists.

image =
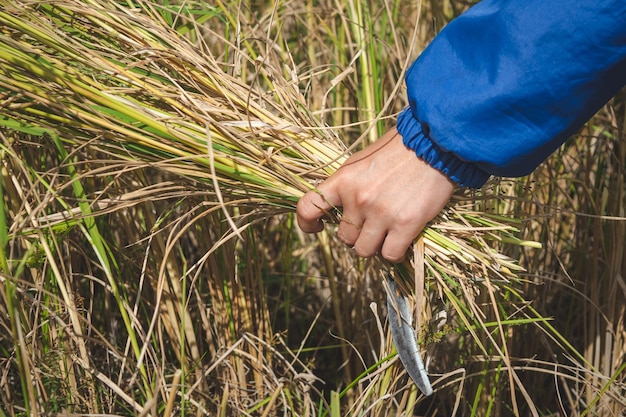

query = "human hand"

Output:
[[296, 128, 455, 262]]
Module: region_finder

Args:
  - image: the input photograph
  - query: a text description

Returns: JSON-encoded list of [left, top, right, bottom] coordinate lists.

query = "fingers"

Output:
[[337, 214, 362, 246], [380, 222, 426, 262], [325, 216, 417, 261], [380, 235, 413, 263], [352, 221, 387, 258], [299, 185, 390, 258], [297, 186, 420, 262], [296, 184, 341, 233]]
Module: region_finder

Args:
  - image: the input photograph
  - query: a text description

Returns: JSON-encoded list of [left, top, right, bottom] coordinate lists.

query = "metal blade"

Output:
[[385, 275, 433, 396]]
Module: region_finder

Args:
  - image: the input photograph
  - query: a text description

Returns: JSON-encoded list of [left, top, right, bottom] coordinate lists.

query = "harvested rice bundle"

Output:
[[0, 0, 534, 284]]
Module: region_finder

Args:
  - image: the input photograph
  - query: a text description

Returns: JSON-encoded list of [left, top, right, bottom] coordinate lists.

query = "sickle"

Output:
[[385, 275, 433, 396]]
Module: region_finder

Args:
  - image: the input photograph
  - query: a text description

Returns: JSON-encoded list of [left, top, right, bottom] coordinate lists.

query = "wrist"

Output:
[[396, 108, 490, 189]]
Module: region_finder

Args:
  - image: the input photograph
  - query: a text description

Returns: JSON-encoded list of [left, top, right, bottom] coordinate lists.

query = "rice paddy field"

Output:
[[0, 0, 624, 415]]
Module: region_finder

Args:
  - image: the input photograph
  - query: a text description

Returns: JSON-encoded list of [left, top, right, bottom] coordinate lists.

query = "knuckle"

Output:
[[353, 188, 377, 208], [394, 210, 419, 228]]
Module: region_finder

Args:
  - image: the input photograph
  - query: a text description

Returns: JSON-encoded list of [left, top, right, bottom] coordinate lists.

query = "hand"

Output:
[[296, 128, 455, 262]]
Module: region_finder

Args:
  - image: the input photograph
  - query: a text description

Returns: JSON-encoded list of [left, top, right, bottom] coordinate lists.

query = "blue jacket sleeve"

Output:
[[397, 0, 626, 188]]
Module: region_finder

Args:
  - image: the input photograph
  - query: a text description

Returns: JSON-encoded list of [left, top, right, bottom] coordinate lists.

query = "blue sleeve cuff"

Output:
[[396, 107, 490, 189]]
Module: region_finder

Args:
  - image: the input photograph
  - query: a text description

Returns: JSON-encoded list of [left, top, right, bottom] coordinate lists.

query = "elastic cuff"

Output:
[[396, 108, 490, 188]]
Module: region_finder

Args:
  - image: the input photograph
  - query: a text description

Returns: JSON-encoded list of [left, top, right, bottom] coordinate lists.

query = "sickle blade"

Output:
[[385, 276, 433, 396]]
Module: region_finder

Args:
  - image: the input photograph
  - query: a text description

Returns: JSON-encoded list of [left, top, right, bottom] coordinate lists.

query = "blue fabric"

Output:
[[397, 0, 626, 188]]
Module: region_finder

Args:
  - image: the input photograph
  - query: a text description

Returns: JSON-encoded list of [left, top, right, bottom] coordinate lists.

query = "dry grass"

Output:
[[0, 0, 624, 416]]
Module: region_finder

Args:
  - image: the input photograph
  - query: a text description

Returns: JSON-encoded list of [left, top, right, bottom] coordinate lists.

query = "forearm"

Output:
[[399, 0, 626, 188]]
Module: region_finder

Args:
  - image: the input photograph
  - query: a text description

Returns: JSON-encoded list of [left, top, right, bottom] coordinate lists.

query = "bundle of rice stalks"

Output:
[[0, 1, 346, 204], [0, 0, 533, 277], [0, 0, 545, 414]]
